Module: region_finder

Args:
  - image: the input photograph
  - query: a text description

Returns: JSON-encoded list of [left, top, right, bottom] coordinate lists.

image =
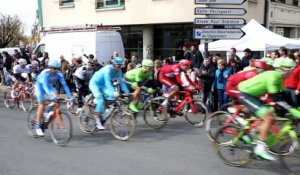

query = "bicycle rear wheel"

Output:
[[184, 100, 207, 127], [49, 111, 73, 146], [78, 106, 96, 133], [109, 108, 136, 141], [27, 107, 38, 137], [3, 89, 15, 109], [206, 111, 233, 143], [215, 124, 253, 167], [20, 92, 33, 112], [143, 97, 169, 131]]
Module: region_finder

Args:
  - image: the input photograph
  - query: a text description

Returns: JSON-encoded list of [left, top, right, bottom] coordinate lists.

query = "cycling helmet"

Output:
[[272, 57, 296, 71], [252, 60, 270, 70], [32, 60, 39, 67], [142, 59, 154, 67], [48, 59, 61, 68], [180, 59, 191, 67], [111, 57, 124, 65], [18, 58, 27, 65]]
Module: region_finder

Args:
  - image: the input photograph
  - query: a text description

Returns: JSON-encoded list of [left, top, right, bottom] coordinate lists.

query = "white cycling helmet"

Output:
[[18, 58, 27, 65]]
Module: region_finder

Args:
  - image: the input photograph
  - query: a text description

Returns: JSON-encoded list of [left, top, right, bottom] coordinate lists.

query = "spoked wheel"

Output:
[[206, 111, 234, 143], [67, 99, 79, 115], [49, 111, 73, 146], [220, 102, 234, 113], [78, 106, 96, 134], [109, 108, 136, 141], [27, 107, 38, 138], [215, 124, 253, 167], [3, 89, 15, 109], [20, 92, 34, 112], [184, 100, 207, 127], [143, 97, 169, 131]]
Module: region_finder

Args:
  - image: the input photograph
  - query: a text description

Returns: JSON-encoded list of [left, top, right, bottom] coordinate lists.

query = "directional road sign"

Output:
[[195, 0, 247, 5], [194, 18, 246, 25], [195, 7, 247, 16], [194, 28, 245, 39]]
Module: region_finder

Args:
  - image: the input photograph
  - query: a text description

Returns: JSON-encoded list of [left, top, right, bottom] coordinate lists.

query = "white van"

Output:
[[0, 47, 21, 55], [34, 29, 124, 64]]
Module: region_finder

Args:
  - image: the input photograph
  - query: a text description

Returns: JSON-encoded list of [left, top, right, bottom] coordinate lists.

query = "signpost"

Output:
[[194, 7, 247, 16], [195, 0, 246, 5], [194, 18, 246, 25], [194, 29, 245, 39]]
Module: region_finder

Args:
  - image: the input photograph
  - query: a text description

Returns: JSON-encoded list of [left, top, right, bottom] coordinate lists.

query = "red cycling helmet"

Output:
[[180, 59, 191, 67], [251, 60, 270, 70]]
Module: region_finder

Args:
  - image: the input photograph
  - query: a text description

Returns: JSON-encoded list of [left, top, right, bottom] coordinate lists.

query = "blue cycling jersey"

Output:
[[35, 69, 71, 101]]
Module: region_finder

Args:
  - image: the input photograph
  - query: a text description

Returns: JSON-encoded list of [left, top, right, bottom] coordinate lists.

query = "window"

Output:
[[293, 0, 299, 6], [59, 0, 74, 7], [96, 0, 125, 9]]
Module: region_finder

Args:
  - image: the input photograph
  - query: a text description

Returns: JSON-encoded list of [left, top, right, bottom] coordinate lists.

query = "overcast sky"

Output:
[[0, 0, 38, 36]]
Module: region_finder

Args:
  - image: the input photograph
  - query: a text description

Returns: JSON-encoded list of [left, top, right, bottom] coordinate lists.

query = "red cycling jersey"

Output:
[[159, 64, 195, 88], [226, 69, 257, 99]]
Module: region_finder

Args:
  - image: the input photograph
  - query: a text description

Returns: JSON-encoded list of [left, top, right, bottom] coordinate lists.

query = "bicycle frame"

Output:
[[44, 101, 65, 129], [173, 91, 198, 114]]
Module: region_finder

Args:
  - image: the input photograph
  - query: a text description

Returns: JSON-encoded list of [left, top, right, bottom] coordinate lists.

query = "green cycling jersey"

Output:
[[125, 67, 153, 88], [238, 70, 285, 97]]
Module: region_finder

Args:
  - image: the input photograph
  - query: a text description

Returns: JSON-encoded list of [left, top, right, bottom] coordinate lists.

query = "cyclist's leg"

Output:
[[35, 83, 46, 136], [239, 92, 276, 161], [89, 83, 105, 129]]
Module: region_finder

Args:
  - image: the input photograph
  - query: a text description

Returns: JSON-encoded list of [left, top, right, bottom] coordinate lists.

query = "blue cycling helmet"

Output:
[[48, 59, 61, 68], [111, 57, 124, 65]]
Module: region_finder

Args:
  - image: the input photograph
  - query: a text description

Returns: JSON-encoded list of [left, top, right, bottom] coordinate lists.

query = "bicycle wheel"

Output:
[[220, 102, 234, 113], [78, 106, 96, 133], [215, 124, 253, 167], [109, 108, 136, 141], [206, 111, 233, 143], [49, 111, 73, 146], [184, 100, 207, 127], [27, 107, 38, 138], [20, 92, 33, 112], [67, 98, 79, 115], [3, 89, 15, 109], [143, 97, 169, 131]]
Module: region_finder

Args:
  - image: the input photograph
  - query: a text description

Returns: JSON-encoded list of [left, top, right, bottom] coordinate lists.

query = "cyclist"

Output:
[[10, 58, 31, 98], [89, 57, 129, 130], [159, 59, 201, 107], [34, 59, 73, 136], [124, 59, 155, 112], [238, 58, 298, 161]]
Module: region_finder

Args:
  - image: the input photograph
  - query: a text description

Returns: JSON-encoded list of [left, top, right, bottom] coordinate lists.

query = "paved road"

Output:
[[0, 86, 300, 175]]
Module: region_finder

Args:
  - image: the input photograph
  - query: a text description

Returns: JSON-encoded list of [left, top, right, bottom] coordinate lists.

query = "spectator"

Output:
[[127, 55, 141, 71], [228, 58, 240, 75], [270, 50, 280, 60], [228, 48, 241, 62], [199, 58, 215, 106], [14, 49, 21, 58], [284, 57, 300, 107], [121, 57, 129, 73], [2, 51, 13, 85], [279, 47, 288, 58], [183, 45, 191, 60], [60, 55, 69, 76], [112, 51, 119, 59], [41, 52, 49, 68], [240, 48, 253, 69], [214, 60, 231, 108], [190, 45, 203, 70], [31, 53, 41, 66]]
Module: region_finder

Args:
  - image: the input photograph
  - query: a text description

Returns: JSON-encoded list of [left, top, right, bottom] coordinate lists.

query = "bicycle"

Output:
[[77, 94, 136, 141], [27, 98, 73, 146], [4, 83, 34, 112], [162, 90, 208, 127], [214, 110, 300, 167]]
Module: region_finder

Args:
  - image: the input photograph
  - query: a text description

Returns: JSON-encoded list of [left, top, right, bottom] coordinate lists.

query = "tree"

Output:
[[0, 13, 24, 48]]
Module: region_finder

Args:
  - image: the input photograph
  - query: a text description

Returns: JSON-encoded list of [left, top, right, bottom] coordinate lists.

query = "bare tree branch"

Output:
[[0, 13, 24, 47]]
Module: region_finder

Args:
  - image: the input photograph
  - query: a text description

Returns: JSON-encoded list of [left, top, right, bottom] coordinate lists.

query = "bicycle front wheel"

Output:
[[27, 107, 38, 137], [49, 111, 73, 146], [143, 97, 169, 131], [109, 109, 136, 141], [78, 106, 96, 134], [184, 100, 207, 127], [3, 89, 15, 109], [20, 92, 33, 112]]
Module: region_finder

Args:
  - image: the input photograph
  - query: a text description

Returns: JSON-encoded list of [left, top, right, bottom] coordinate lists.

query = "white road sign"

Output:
[[194, 29, 245, 39], [195, 0, 246, 5], [194, 18, 246, 25], [195, 8, 247, 16]]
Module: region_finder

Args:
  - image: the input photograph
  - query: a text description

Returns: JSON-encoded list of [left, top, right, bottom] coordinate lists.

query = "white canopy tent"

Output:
[[199, 19, 300, 52]]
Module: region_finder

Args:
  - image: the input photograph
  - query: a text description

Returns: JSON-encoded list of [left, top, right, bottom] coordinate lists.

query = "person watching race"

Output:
[[237, 58, 298, 161], [89, 57, 129, 130], [34, 59, 73, 136], [124, 59, 155, 113], [10, 58, 32, 98], [158, 59, 201, 107]]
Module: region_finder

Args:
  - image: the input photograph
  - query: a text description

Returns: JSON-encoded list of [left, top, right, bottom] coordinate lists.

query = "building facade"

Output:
[[37, 0, 295, 60]]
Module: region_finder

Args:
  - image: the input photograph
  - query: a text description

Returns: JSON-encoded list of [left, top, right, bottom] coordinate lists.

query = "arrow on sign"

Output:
[[194, 29, 245, 39], [195, 0, 247, 5], [195, 8, 247, 16], [194, 18, 246, 25]]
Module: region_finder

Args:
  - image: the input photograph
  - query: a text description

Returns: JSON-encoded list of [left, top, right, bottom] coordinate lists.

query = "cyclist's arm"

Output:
[[117, 71, 130, 93]]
